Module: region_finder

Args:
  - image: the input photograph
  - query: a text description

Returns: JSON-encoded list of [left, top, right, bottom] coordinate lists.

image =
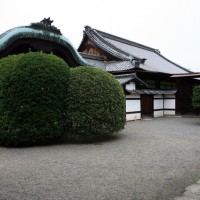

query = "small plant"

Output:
[[66, 66, 126, 141], [0, 52, 70, 146], [192, 85, 200, 109]]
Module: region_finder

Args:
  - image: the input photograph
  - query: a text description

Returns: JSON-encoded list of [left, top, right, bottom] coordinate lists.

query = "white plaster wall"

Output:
[[126, 113, 141, 121], [154, 110, 164, 117], [126, 94, 141, 121], [164, 99, 175, 109], [126, 94, 140, 99], [154, 95, 163, 99], [154, 99, 163, 110], [164, 110, 176, 115], [125, 82, 136, 90], [126, 99, 140, 112]]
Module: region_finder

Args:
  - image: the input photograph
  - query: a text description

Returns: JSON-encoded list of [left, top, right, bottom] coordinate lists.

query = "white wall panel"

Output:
[[126, 113, 141, 121], [164, 99, 175, 109], [154, 99, 163, 110], [126, 94, 140, 99], [125, 82, 136, 90], [126, 99, 140, 112], [164, 110, 175, 115], [154, 110, 164, 117]]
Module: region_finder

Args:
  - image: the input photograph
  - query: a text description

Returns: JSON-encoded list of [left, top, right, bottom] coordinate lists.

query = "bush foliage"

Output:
[[0, 52, 70, 146], [66, 66, 126, 140], [192, 85, 200, 109], [0, 54, 126, 146]]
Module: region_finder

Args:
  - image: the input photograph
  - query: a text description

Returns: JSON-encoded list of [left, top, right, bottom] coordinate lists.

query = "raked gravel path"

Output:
[[0, 116, 200, 200]]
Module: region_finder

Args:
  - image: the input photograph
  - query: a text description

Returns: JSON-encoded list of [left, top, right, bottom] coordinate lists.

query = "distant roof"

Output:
[[79, 26, 191, 74]]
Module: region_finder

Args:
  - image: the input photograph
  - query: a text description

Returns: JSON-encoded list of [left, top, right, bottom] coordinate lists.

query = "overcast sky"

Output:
[[1, 0, 200, 72]]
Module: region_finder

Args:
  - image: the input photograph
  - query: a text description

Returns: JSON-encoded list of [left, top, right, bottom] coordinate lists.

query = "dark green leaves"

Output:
[[0, 52, 70, 146], [66, 66, 126, 141]]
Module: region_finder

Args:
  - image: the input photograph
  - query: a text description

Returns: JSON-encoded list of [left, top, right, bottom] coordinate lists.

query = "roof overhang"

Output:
[[126, 89, 177, 95]]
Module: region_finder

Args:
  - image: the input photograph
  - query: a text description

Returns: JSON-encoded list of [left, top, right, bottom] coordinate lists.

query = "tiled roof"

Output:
[[106, 60, 135, 72], [83, 26, 131, 60], [115, 73, 147, 86], [81, 53, 135, 72], [104, 37, 190, 74], [127, 89, 177, 95], [83, 57, 106, 70], [115, 74, 136, 85], [82, 26, 191, 74], [80, 53, 145, 85], [0, 20, 90, 67]]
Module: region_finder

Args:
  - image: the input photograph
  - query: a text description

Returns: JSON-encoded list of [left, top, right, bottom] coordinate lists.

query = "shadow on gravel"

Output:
[[55, 132, 125, 145], [190, 121, 200, 126], [183, 119, 200, 126], [2, 132, 125, 149]]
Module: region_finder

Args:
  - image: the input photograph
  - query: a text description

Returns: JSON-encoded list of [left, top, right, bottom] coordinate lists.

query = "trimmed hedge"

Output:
[[192, 85, 200, 109], [0, 52, 70, 146], [66, 66, 126, 140]]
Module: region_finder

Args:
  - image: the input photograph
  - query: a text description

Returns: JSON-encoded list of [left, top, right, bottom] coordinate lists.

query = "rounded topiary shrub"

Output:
[[66, 66, 126, 141], [0, 52, 70, 146]]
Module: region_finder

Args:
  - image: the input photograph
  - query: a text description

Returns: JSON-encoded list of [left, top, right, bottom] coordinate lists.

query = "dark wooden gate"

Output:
[[141, 95, 153, 117]]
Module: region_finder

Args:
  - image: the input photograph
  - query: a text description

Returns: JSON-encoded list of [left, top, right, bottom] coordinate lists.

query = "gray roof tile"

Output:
[[82, 26, 191, 74], [82, 55, 135, 72], [127, 89, 177, 95], [114, 74, 136, 85], [104, 37, 190, 74]]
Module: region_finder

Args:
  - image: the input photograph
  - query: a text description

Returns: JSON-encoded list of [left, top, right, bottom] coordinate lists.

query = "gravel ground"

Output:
[[0, 117, 200, 200]]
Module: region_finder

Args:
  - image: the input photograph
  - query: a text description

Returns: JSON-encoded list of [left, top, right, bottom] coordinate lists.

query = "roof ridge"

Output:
[[94, 28, 159, 53]]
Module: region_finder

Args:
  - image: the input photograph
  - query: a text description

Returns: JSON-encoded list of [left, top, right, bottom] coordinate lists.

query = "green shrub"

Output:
[[192, 85, 200, 109], [0, 52, 70, 146], [66, 66, 126, 140]]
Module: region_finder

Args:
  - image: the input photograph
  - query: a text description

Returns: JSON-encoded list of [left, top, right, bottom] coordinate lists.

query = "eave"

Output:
[[171, 73, 200, 78]]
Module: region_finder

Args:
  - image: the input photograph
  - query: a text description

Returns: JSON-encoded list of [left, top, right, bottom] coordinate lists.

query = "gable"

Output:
[[79, 38, 118, 61]]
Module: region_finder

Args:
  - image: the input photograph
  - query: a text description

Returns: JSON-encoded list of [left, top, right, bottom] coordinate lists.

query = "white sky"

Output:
[[1, 0, 200, 72]]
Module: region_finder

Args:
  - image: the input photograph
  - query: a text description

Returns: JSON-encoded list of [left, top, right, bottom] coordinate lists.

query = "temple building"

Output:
[[0, 19, 199, 120], [78, 26, 200, 120]]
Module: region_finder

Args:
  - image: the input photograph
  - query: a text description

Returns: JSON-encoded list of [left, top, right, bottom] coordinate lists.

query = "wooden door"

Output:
[[141, 95, 153, 117]]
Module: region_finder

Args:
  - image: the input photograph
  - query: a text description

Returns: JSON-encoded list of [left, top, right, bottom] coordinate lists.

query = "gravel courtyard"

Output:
[[0, 117, 200, 200]]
